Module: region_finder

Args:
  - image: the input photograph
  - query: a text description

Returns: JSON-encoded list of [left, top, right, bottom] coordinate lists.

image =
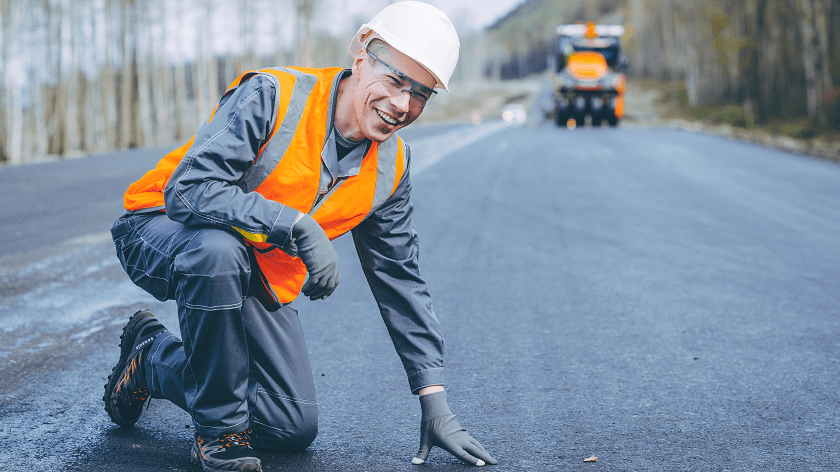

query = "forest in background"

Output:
[[1, 0, 838, 164], [0, 0, 356, 164]]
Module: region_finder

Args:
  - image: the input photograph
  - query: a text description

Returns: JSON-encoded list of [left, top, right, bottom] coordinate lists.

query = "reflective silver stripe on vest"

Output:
[[323, 71, 346, 142], [362, 135, 404, 221], [238, 68, 319, 193]]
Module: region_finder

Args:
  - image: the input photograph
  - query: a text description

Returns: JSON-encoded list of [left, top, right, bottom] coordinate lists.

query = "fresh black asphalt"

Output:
[[1, 119, 838, 471]]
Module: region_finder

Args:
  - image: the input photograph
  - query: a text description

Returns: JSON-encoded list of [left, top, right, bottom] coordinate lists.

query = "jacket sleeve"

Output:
[[351, 148, 446, 394], [163, 73, 299, 249]]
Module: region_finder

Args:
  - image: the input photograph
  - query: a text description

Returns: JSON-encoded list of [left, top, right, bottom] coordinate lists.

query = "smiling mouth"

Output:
[[376, 109, 399, 126]]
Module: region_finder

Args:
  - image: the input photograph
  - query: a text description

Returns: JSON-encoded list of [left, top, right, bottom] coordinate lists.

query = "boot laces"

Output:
[[221, 429, 254, 449]]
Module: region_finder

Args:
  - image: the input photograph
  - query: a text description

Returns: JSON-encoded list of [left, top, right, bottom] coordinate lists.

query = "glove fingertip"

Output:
[[414, 444, 431, 464]]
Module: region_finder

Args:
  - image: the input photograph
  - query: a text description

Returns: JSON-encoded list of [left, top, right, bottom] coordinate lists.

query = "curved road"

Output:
[[1, 118, 838, 471]]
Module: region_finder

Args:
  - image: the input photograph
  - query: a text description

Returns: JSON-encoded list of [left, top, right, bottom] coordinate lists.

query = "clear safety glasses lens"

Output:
[[367, 49, 437, 108]]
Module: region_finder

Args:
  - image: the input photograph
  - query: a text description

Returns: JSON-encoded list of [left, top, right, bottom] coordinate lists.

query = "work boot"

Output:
[[191, 429, 262, 472], [103, 309, 168, 427]]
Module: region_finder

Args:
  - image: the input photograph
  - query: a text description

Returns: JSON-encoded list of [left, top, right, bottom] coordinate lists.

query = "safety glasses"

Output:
[[366, 45, 437, 109]]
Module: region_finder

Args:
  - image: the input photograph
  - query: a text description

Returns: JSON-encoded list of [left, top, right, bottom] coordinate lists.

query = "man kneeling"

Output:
[[103, 2, 497, 471]]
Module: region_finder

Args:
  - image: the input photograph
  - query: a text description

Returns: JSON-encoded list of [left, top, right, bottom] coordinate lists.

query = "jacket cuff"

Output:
[[266, 208, 302, 248], [408, 367, 445, 394]]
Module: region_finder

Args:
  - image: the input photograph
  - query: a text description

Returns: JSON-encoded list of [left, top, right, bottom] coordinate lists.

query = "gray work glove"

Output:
[[412, 391, 497, 466], [289, 213, 339, 300]]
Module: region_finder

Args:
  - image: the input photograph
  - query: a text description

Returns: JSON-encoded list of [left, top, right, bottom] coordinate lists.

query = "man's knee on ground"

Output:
[[252, 412, 318, 451]]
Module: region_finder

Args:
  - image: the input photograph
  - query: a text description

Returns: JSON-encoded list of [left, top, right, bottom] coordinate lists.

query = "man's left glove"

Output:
[[290, 213, 340, 300], [412, 391, 497, 466]]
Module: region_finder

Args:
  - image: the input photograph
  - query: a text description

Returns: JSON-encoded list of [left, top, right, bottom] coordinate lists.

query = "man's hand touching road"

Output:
[[413, 389, 497, 466]]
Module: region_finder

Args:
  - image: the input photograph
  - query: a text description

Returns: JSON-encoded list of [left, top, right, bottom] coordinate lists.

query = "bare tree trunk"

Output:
[[813, 0, 832, 121], [90, 1, 104, 153], [20, 5, 33, 160], [241, 0, 257, 70], [45, 0, 59, 155], [759, 0, 779, 119], [173, 58, 189, 140], [19, 3, 35, 160], [120, 0, 135, 148], [31, 2, 49, 158], [3, 0, 24, 163], [801, 0, 818, 115], [194, 0, 216, 121], [273, 0, 288, 67], [205, 3, 218, 102], [296, 0, 318, 67], [101, 0, 117, 151], [154, 0, 173, 145], [78, 1, 97, 153], [173, 0, 190, 140], [0, 0, 6, 162], [61, 0, 81, 154], [742, 0, 761, 125], [801, 0, 825, 126], [135, 0, 153, 148], [660, 1, 677, 81]]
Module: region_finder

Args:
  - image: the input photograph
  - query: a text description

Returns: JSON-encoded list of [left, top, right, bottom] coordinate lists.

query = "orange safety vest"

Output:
[[123, 67, 406, 305]]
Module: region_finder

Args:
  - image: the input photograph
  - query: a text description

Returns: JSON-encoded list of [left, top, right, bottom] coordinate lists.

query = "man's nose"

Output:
[[391, 90, 411, 114]]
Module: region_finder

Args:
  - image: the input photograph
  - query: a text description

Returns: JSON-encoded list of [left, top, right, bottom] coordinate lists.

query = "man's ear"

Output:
[[351, 30, 374, 76], [351, 50, 366, 75]]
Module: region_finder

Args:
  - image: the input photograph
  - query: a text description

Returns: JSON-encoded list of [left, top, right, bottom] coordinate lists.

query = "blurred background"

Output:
[[1, 0, 838, 165]]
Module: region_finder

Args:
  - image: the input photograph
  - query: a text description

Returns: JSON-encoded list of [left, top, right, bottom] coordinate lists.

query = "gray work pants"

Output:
[[110, 212, 318, 450]]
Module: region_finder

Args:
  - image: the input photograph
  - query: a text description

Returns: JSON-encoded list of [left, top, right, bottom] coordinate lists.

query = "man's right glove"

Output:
[[289, 213, 339, 300], [413, 390, 497, 466]]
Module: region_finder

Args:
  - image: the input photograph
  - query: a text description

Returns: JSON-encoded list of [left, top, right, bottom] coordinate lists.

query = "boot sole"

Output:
[[191, 439, 263, 472]]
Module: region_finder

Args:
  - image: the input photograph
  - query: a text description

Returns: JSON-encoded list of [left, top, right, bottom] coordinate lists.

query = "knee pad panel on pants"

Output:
[[251, 385, 318, 451]]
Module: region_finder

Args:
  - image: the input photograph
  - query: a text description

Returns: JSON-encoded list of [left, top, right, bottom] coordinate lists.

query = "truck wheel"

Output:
[[554, 99, 570, 127], [555, 110, 568, 127], [590, 98, 603, 127], [604, 105, 618, 127], [574, 111, 587, 126], [605, 99, 620, 127], [573, 97, 587, 126]]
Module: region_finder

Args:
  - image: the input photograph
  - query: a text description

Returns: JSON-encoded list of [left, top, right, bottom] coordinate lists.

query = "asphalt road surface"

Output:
[[1, 115, 839, 471]]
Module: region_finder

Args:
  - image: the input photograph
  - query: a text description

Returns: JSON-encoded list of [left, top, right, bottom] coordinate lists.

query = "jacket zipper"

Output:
[[310, 176, 347, 215]]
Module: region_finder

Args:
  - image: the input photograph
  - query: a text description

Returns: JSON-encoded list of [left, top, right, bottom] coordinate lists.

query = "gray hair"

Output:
[[366, 38, 394, 60]]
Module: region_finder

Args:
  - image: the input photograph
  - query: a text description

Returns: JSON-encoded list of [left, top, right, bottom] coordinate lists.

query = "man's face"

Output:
[[352, 43, 437, 143]]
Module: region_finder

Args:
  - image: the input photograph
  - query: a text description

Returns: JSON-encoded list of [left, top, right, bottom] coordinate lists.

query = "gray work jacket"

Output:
[[162, 69, 445, 394]]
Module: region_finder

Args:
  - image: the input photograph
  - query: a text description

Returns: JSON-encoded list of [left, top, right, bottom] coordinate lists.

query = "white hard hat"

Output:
[[348, 1, 460, 91]]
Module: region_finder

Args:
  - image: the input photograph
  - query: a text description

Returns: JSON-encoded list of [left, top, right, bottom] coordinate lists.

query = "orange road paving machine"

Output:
[[552, 22, 628, 127]]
